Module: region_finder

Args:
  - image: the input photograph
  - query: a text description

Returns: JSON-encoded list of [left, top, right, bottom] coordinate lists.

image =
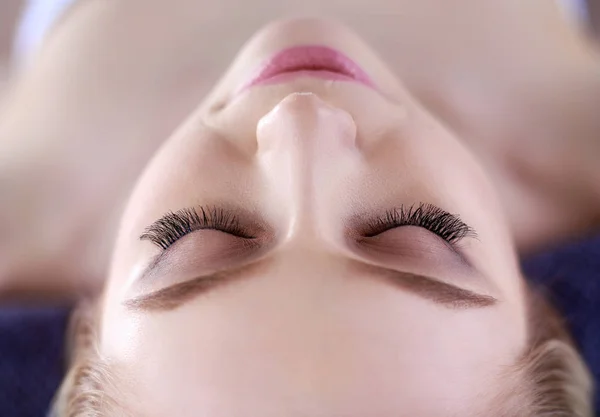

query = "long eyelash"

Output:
[[364, 203, 476, 244], [140, 206, 254, 250]]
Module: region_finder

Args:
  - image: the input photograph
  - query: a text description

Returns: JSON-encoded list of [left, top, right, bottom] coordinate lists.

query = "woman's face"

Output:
[[101, 19, 527, 416]]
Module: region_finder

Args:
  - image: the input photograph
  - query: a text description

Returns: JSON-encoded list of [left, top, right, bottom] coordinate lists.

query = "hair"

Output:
[[49, 284, 594, 417], [48, 299, 126, 417], [488, 284, 594, 416]]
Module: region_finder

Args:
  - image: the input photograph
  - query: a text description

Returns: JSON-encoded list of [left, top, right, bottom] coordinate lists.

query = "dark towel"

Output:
[[522, 235, 600, 412], [0, 307, 69, 417], [1, 235, 599, 416]]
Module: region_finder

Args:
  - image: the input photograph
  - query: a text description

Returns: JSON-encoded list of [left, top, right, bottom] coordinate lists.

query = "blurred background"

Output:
[[0, 0, 21, 96], [0, 0, 599, 88]]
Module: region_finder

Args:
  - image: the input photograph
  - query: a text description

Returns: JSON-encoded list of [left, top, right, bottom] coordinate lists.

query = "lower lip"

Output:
[[238, 45, 376, 93]]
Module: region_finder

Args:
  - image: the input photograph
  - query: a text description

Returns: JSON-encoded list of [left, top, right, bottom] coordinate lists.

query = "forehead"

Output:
[[102, 256, 525, 417]]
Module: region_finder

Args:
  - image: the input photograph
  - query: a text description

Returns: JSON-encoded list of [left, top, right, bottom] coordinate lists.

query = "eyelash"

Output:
[[140, 206, 254, 250], [363, 203, 476, 244], [141, 203, 475, 250]]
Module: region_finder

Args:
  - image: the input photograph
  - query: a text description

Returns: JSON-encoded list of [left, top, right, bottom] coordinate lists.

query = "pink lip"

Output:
[[238, 45, 376, 93]]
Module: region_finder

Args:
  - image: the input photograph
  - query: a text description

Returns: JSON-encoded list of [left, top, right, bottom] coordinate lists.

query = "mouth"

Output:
[[237, 45, 377, 93]]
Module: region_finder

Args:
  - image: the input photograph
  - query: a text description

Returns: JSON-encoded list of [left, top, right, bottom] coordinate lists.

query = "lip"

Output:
[[237, 45, 377, 93]]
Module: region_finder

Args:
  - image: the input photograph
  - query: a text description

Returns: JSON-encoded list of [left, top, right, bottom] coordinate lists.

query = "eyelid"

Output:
[[357, 226, 474, 270], [146, 230, 260, 274], [357, 203, 477, 246], [140, 206, 265, 250], [133, 229, 263, 295]]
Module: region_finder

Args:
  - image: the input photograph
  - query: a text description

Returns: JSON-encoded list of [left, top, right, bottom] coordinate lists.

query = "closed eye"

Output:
[[140, 206, 258, 250], [361, 203, 476, 246]]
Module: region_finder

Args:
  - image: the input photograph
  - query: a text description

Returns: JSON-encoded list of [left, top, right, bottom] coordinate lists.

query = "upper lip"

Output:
[[259, 49, 358, 77], [239, 45, 375, 90]]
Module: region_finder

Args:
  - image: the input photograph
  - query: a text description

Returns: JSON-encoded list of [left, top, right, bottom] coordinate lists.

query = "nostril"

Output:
[[276, 92, 325, 111], [334, 110, 357, 148], [256, 92, 357, 152]]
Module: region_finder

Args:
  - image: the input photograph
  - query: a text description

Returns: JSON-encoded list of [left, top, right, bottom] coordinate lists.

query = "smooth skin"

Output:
[[97, 19, 527, 414], [1, 0, 599, 301], [0, 1, 599, 414], [1, 0, 600, 299]]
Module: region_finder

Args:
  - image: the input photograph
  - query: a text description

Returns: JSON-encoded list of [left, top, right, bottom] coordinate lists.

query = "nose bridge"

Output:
[[256, 93, 357, 243]]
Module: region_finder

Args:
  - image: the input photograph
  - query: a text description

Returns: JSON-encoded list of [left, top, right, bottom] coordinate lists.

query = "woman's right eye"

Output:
[[363, 203, 476, 247], [140, 206, 256, 250]]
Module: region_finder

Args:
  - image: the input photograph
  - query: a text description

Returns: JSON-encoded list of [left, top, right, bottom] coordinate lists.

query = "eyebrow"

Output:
[[124, 258, 497, 312]]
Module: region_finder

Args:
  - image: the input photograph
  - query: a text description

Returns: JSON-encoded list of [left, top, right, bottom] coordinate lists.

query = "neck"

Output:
[[435, 34, 600, 250]]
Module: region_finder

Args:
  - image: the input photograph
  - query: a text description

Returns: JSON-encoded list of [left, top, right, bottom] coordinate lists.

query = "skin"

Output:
[[0, 1, 599, 414], [100, 20, 527, 416], [1, 0, 600, 300]]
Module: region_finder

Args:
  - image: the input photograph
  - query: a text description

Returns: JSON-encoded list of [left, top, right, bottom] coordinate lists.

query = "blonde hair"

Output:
[[49, 300, 125, 417], [50, 286, 594, 416], [498, 286, 594, 416]]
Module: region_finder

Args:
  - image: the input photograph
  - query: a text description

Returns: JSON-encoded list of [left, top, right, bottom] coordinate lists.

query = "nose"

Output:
[[257, 92, 356, 149], [256, 92, 358, 242]]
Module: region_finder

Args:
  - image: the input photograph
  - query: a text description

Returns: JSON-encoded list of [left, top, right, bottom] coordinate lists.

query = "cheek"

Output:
[[105, 133, 261, 293], [133, 139, 243, 206], [354, 122, 518, 277], [107, 276, 519, 416]]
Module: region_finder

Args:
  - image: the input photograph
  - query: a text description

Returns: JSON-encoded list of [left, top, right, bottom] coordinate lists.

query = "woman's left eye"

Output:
[[140, 206, 256, 250]]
